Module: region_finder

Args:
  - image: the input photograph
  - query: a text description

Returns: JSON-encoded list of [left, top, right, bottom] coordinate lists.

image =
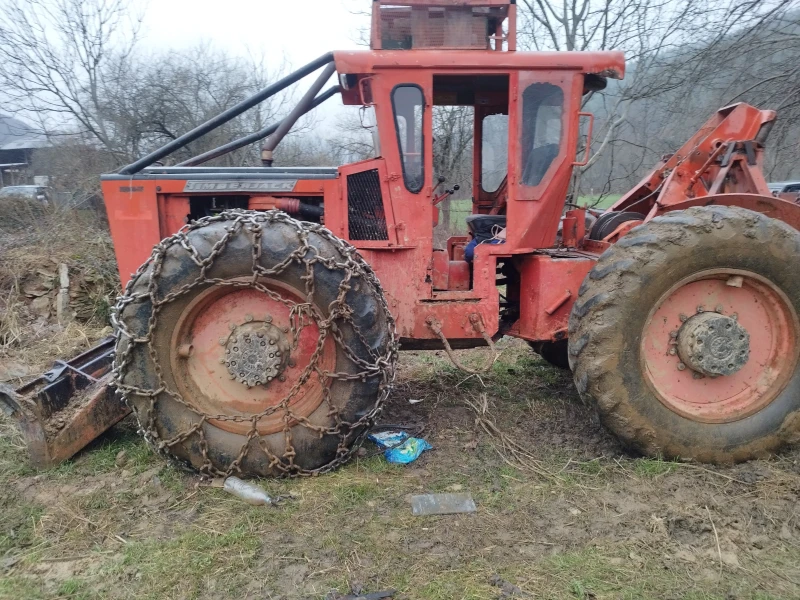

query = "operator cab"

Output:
[[336, 0, 616, 294]]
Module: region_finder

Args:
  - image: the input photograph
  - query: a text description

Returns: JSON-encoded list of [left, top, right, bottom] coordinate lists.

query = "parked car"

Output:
[[0, 185, 51, 205], [768, 181, 800, 199]]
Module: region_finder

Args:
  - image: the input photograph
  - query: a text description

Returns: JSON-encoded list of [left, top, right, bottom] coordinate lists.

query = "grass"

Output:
[[632, 457, 679, 478], [112, 526, 263, 599], [577, 194, 622, 209], [0, 208, 118, 380], [2, 342, 800, 598]]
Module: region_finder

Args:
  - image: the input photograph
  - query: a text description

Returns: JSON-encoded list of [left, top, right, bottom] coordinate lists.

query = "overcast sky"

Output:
[[134, 0, 370, 130], [138, 0, 367, 66]]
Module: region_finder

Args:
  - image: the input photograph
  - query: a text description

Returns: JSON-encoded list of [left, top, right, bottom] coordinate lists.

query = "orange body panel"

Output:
[[513, 254, 593, 342], [103, 180, 163, 283]]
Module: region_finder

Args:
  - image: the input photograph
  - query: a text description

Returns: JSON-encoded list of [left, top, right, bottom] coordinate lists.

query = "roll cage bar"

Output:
[[118, 53, 339, 175]]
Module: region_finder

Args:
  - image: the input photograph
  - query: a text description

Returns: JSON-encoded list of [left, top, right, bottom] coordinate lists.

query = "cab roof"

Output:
[[333, 50, 625, 79]]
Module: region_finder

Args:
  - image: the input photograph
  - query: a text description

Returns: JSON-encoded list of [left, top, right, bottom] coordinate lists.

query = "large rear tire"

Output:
[[113, 210, 397, 477], [569, 206, 800, 462]]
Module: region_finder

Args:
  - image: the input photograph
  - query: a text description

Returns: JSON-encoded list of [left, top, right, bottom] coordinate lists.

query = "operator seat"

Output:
[[466, 214, 506, 242], [464, 214, 506, 262]]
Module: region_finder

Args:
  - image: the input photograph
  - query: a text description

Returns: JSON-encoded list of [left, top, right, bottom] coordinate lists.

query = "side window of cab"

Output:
[[392, 85, 425, 193], [520, 83, 563, 186]]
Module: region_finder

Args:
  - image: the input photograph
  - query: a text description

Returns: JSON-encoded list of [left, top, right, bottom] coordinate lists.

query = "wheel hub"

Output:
[[223, 319, 289, 388], [677, 312, 750, 377], [640, 269, 798, 423]]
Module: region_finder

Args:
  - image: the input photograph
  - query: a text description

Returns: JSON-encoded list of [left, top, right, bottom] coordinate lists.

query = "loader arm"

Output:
[[609, 103, 776, 217]]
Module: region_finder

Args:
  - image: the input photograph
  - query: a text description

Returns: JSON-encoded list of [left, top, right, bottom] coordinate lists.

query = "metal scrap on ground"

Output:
[[411, 493, 477, 516]]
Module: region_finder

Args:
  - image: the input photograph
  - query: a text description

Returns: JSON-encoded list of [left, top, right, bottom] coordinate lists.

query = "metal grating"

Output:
[[347, 169, 389, 241]]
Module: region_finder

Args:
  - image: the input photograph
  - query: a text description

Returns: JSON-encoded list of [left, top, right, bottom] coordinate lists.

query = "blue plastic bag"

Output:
[[368, 430, 432, 464]]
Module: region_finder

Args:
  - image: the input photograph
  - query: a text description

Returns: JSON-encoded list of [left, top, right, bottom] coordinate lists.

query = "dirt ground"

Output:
[[2, 217, 800, 599], [2, 340, 800, 600]]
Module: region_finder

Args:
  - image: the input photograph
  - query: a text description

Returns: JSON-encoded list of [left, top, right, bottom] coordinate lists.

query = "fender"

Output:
[[657, 193, 800, 232]]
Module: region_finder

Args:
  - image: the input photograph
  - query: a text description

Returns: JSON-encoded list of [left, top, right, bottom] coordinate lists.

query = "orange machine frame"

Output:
[[102, 1, 798, 349]]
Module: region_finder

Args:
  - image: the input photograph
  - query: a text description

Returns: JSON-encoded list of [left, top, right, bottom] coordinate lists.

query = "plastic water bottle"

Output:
[[223, 476, 273, 506]]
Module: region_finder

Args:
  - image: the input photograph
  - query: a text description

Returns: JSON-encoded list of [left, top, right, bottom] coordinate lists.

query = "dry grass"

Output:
[[2, 218, 800, 599], [2, 346, 800, 599], [0, 206, 117, 377], [0, 197, 49, 235]]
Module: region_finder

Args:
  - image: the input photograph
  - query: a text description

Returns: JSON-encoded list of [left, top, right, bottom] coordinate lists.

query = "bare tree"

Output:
[[98, 44, 295, 165], [698, 10, 800, 180], [517, 0, 797, 198], [0, 0, 141, 158], [0, 0, 301, 170], [324, 107, 380, 165], [432, 106, 474, 236]]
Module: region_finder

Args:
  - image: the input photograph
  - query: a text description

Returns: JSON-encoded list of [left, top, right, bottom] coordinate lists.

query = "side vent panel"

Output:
[[347, 169, 389, 241]]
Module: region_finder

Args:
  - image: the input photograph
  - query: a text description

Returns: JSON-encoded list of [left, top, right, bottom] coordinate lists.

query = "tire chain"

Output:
[[111, 209, 398, 477]]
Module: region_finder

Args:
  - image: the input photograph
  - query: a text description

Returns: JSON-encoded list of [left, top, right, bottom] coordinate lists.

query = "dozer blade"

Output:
[[0, 337, 131, 468]]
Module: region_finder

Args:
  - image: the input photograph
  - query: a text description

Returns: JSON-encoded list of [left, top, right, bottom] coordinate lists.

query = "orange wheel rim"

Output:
[[640, 269, 799, 423], [169, 278, 336, 435]]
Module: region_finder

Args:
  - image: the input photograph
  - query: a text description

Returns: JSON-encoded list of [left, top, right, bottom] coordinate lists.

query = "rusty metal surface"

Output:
[[607, 104, 776, 218], [641, 269, 799, 424], [1, 339, 130, 468], [167, 280, 338, 437], [676, 312, 750, 377]]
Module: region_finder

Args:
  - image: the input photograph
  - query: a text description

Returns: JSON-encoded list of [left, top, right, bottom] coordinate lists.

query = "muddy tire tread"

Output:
[[568, 206, 800, 462]]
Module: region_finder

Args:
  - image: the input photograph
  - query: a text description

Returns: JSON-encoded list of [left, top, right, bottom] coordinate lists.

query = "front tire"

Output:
[[113, 210, 397, 477], [569, 206, 800, 462]]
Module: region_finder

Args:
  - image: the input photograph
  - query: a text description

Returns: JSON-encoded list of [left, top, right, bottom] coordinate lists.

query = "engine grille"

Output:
[[347, 169, 389, 241]]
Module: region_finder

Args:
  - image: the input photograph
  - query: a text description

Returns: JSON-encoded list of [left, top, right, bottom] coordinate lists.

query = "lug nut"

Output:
[[669, 330, 678, 339], [679, 314, 688, 322], [279, 375, 286, 382], [677, 363, 686, 371], [219, 337, 227, 346], [693, 372, 704, 379], [245, 314, 253, 322], [668, 347, 677, 356], [265, 315, 273, 323], [697, 305, 705, 313], [229, 323, 237, 331], [715, 304, 724, 313]]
